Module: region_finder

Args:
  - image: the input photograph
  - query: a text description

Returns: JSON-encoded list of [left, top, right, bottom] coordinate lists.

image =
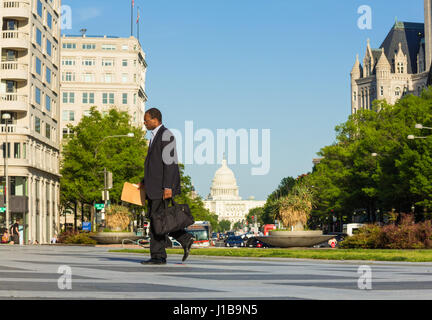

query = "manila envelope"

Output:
[[121, 182, 146, 206]]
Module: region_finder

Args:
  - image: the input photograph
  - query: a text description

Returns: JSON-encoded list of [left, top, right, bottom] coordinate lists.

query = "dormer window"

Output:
[[397, 62, 404, 73]]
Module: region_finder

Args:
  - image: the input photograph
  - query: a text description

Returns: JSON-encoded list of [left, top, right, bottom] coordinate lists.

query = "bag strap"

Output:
[[163, 198, 177, 209]]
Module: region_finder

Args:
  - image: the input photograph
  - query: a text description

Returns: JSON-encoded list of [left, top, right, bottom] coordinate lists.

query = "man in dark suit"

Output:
[[139, 108, 194, 265]]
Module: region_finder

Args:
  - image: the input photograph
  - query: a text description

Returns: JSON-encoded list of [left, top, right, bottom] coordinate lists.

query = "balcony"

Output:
[[2, 1, 30, 20], [0, 124, 29, 134], [0, 62, 28, 81], [0, 94, 28, 112], [1, 31, 29, 50]]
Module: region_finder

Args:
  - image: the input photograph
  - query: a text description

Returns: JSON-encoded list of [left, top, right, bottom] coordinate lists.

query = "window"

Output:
[[62, 43, 76, 49], [122, 74, 128, 83], [102, 59, 114, 67], [46, 39, 52, 56], [37, 0, 43, 17], [102, 45, 116, 50], [45, 123, 51, 139], [35, 117, 41, 133], [62, 110, 74, 121], [35, 87, 41, 105], [2, 143, 11, 158], [6, 20, 17, 31], [82, 58, 95, 66], [353, 92, 356, 101], [35, 57, 42, 75], [82, 93, 94, 104], [83, 110, 91, 117], [5, 50, 17, 62], [62, 72, 75, 82], [395, 87, 401, 96], [5, 80, 16, 93], [62, 128, 74, 138], [47, 12, 52, 29], [82, 73, 95, 82], [122, 93, 128, 104], [103, 93, 114, 104], [122, 45, 128, 50], [122, 59, 128, 67], [62, 92, 75, 103], [380, 86, 384, 96], [36, 28, 42, 46], [46, 67, 51, 84], [82, 43, 96, 50], [104, 74, 113, 83], [14, 143, 20, 159], [62, 58, 75, 66], [134, 93, 137, 104], [46, 95, 51, 111]]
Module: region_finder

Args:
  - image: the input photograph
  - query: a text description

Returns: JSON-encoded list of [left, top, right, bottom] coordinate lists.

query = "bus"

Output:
[[186, 221, 211, 248]]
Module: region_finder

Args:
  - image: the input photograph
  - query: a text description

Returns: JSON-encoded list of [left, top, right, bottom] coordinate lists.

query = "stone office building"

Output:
[[0, 0, 62, 243], [350, 0, 432, 114]]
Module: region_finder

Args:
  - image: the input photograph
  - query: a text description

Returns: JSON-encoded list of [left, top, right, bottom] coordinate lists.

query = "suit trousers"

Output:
[[148, 198, 192, 261]]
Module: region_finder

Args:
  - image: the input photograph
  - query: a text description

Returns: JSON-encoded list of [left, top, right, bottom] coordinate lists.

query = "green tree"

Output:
[[60, 107, 147, 229], [218, 220, 231, 232]]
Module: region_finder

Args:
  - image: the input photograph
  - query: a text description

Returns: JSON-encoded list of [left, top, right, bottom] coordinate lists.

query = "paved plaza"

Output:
[[0, 245, 432, 300]]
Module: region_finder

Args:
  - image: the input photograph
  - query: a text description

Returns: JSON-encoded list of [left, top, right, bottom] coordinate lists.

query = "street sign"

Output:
[[0, 207, 5, 213], [95, 203, 105, 210], [82, 222, 91, 231]]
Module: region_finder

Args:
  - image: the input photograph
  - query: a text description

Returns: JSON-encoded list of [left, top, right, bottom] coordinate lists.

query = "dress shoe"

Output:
[[182, 237, 194, 262], [140, 258, 166, 265]]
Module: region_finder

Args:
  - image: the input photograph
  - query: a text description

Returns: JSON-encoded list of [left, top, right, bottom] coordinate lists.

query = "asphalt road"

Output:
[[1, 245, 432, 300]]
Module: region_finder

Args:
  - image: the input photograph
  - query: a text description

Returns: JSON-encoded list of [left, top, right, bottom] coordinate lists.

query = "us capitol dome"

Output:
[[203, 157, 265, 228]]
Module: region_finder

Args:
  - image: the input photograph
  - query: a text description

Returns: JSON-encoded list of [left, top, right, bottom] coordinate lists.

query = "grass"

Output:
[[108, 247, 432, 262]]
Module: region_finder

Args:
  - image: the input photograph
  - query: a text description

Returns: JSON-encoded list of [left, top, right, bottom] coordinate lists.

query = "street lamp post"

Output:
[[2, 113, 11, 230]]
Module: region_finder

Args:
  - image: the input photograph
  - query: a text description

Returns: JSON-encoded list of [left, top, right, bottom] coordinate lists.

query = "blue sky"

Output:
[[61, 0, 425, 200]]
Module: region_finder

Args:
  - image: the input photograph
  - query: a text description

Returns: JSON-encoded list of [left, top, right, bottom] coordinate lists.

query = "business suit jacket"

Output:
[[141, 125, 181, 200]]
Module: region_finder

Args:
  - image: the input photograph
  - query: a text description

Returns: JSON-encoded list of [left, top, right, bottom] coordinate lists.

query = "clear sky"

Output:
[[61, 0, 425, 200]]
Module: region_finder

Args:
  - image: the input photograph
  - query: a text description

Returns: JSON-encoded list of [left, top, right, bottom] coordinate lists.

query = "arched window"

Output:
[[395, 87, 401, 96]]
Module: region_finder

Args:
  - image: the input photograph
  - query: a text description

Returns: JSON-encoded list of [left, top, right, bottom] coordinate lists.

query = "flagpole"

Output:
[[131, 0, 134, 36], [137, 6, 140, 44]]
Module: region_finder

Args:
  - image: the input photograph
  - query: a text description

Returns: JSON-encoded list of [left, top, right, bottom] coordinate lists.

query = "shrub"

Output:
[[57, 230, 79, 243], [63, 233, 97, 245], [340, 214, 432, 249]]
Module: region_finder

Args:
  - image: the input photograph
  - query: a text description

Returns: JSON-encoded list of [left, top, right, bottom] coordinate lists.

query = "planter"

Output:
[[89, 232, 141, 244], [256, 230, 335, 248]]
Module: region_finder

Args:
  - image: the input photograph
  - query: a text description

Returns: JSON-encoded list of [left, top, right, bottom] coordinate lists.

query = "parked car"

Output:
[[246, 237, 273, 248], [225, 236, 245, 247]]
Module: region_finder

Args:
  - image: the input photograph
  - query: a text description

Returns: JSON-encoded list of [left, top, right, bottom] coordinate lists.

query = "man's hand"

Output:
[[163, 188, 172, 199]]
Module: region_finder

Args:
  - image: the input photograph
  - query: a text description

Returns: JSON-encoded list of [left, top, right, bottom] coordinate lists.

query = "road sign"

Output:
[[82, 222, 91, 231], [95, 203, 105, 210], [0, 207, 5, 213]]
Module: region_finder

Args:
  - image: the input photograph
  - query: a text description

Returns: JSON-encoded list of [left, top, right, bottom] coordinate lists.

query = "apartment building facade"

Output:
[[0, 0, 62, 243], [60, 34, 147, 138]]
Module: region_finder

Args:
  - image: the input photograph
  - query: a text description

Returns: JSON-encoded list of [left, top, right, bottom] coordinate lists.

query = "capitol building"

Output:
[[203, 158, 265, 228]]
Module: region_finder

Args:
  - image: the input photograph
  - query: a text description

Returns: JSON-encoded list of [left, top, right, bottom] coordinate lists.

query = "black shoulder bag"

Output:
[[152, 199, 195, 236]]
